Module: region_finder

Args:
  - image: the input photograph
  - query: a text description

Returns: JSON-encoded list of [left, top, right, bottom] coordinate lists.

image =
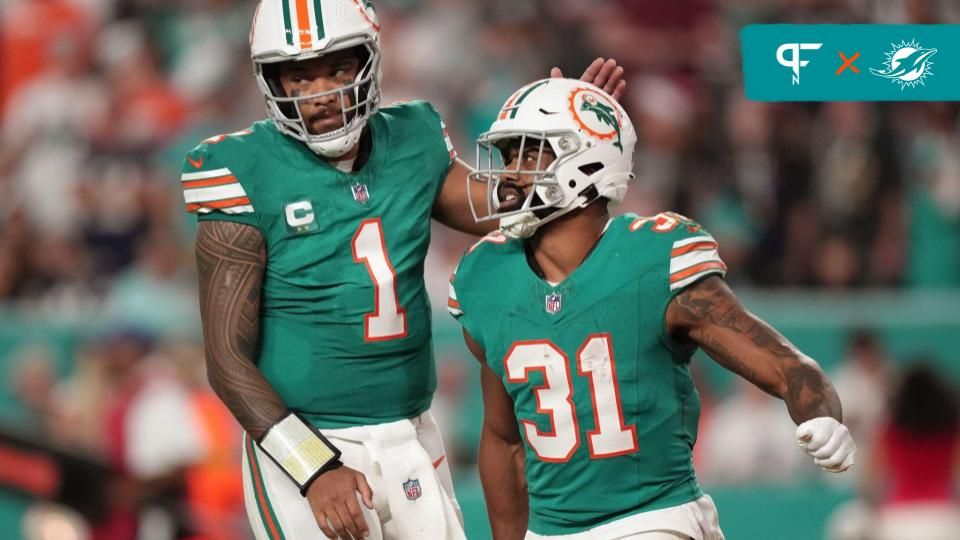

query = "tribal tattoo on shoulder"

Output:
[[196, 220, 285, 439], [670, 276, 842, 424]]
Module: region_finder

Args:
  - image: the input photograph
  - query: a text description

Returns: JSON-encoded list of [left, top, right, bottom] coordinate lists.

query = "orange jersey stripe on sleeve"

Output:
[[182, 175, 239, 189], [186, 196, 252, 212], [670, 241, 718, 258], [669, 261, 727, 284]]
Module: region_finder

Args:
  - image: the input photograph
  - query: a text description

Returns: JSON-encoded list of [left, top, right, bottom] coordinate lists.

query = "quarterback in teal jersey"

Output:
[[182, 1, 627, 539], [450, 78, 857, 539]]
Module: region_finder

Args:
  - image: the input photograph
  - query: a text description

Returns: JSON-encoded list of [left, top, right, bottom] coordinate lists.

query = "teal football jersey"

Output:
[[450, 213, 727, 535], [180, 101, 456, 428]]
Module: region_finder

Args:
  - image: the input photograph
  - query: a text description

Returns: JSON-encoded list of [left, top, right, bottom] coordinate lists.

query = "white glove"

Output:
[[796, 417, 856, 473]]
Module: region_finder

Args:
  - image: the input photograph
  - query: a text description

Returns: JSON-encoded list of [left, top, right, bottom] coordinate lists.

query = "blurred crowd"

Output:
[[2, 0, 960, 539], [3, 0, 960, 316], [696, 330, 960, 540]]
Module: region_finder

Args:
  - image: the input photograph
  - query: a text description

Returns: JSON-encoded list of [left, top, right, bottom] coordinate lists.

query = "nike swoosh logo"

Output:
[[186, 156, 204, 168], [432, 455, 446, 469]]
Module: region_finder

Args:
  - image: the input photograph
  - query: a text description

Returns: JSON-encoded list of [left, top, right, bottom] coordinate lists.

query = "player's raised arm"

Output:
[[433, 158, 500, 235], [463, 330, 529, 540], [665, 276, 856, 473]]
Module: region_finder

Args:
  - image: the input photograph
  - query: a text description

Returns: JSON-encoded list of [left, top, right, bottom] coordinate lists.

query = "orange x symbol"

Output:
[[836, 51, 860, 75]]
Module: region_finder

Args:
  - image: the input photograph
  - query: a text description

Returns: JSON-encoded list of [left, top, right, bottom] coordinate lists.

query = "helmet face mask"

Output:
[[468, 130, 580, 225], [250, 0, 382, 157], [255, 39, 381, 156], [469, 79, 637, 238]]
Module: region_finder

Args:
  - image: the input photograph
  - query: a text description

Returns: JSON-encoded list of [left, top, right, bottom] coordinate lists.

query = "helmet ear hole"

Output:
[[261, 63, 298, 119], [578, 162, 604, 176], [261, 63, 284, 97], [578, 184, 600, 201], [350, 44, 374, 117]]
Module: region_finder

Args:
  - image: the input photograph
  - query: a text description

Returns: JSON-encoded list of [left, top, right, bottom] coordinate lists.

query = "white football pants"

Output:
[[524, 495, 724, 540], [242, 410, 465, 540]]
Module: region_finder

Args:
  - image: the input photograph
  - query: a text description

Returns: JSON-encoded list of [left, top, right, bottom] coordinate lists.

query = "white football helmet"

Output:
[[468, 78, 636, 238], [250, 0, 382, 157]]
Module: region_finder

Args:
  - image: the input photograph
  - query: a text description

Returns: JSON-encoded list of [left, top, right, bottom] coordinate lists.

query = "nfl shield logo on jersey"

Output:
[[545, 293, 562, 314], [352, 183, 370, 204], [402, 479, 422, 501]]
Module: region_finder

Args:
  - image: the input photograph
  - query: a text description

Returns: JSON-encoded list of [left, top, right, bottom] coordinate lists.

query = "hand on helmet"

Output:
[[551, 58, 627, 101]]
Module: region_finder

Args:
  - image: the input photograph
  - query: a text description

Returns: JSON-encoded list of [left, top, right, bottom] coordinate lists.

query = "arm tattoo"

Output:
[[669, 276, 842, 424], [196, 220, 286, 439], [671, 277, 794, 358], [783, 364, 839, 423]]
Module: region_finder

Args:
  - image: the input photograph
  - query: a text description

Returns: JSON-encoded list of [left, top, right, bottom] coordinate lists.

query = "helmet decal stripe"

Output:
[[498, 89, 523, 120], [295, 0, 312, 49], [352, 0, 380, 32], [312, 0, 326, 42], [281, 0, 294, 45], [508, 80, 549, 119]]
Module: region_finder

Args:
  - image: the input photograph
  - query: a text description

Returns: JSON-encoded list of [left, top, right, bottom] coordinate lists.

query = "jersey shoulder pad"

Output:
[[617, 212, 727, 292], [379, 100, 456, 162], [180, 125, 263, 217], [448, 231, 516, 318], [460, 231, 516, 272], [380, 99, 440, 123]]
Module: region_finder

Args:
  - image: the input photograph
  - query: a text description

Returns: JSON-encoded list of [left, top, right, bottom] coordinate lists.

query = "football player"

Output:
[[182, 2, 626, 540], [449, 78, 857, 539]]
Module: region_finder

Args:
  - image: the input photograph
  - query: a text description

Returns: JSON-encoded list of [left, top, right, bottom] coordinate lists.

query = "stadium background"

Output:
[[1, 0, 959, 538]]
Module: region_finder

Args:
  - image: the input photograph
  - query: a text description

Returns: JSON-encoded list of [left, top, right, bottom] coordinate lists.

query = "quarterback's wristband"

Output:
[[257, 412, 341, 495]]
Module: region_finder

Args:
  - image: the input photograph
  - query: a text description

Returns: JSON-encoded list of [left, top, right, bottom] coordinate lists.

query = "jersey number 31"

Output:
[[505, 334, 639, 462]]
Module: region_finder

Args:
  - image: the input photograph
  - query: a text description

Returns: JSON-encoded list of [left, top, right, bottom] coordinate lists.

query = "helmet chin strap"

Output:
[[500, 212, 540, 239], [499, 192, 595, 239], [305, 124, 363, 157], [308, 138, 353, 157]]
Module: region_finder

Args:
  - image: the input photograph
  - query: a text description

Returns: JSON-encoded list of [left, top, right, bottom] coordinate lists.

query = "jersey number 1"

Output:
[[352, 218, 407, 341], [505, 334, 638, 462]]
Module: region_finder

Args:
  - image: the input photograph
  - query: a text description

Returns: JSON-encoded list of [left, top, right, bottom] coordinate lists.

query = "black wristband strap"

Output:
[[299, 458, 344, 496]]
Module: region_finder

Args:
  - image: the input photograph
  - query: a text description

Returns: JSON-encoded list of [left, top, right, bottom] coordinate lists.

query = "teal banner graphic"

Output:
[[741, 25, 958, 101]]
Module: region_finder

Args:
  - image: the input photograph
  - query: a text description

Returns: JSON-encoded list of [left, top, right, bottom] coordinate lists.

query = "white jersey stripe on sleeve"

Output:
[[669, 233, 725, 291], [670, 248, 723, 275], [184, 183, 248, 204], [440, 121, 456, 161], [670, 267, 726, 291], [671, 235, 717, 249], [193, 204, 255, 215], [181, 168, 234, 182]]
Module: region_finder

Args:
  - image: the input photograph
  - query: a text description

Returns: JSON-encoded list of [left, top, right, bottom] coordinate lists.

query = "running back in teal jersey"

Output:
[[180, 101, 456, 428], [450, 212, 727, 535]]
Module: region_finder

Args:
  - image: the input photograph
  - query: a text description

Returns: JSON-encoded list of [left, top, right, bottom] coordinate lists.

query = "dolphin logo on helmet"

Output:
[[579, 95, 623, 152]]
